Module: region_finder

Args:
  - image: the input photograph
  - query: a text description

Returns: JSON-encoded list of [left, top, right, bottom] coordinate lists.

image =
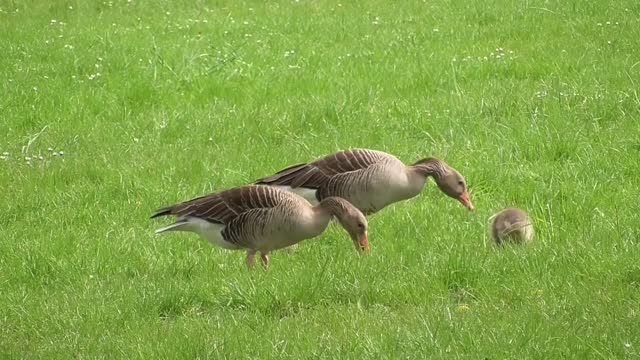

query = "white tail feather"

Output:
[[155, 221, 188, 234]]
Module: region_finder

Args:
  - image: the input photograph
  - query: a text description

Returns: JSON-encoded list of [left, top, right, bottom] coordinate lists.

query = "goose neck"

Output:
[[410, 158, 446, 180]]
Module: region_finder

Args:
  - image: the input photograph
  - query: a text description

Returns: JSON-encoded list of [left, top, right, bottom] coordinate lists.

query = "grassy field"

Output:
[[1, 0, 639, 358]]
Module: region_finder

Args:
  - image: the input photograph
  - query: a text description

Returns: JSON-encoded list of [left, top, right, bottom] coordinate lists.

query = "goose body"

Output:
[[256, 148, 474, 215], [151, 185, 369, 268], [490, 208, 534, 245]]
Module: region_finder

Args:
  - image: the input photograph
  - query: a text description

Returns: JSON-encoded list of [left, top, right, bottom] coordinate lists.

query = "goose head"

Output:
[[434, 168, 475, 211], [412, 158, 475, 211], [319, 197, 370, 253]]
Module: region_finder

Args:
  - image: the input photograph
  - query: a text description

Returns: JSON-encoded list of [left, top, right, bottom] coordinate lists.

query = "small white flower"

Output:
[[25, 156, 31, 161], [433, 28, 439, 32], [597, 22, 602, 26], [606, 21, 611, 25], [59, 151, 64, 156], [51, 19, 57, 23]]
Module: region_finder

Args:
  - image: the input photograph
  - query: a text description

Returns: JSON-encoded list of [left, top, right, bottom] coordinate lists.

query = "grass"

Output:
[[1, 0, 639, 358]]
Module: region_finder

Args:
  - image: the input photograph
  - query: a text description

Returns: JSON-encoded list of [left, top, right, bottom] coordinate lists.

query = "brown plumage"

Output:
[[256, 148, 474, 215], [490, 208, 534, 245], [151, 185, 369, 269]]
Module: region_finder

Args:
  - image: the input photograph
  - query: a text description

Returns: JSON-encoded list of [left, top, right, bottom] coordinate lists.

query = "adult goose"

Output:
[[151, 185, 369, 268], [255, 148, 474, 215]]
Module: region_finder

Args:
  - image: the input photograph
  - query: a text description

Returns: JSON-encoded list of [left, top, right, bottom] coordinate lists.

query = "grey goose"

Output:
[[490, 208, 534, 245], [151, 185, 369, 268], [256, 148, 474, 215]]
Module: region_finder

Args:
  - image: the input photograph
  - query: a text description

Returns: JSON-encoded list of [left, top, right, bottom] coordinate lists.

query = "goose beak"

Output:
[[458, 191, 475, 211], [357, 232, 370, 253]]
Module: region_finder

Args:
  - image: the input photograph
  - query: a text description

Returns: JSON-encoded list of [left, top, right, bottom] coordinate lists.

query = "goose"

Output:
[[151, 185, 369, 269], [255, 148, 474, 216], [489, 208, 534, 245]]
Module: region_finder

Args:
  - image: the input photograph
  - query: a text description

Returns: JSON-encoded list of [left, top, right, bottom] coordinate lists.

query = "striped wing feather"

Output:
[[256, 149, 388, 188], [152, 186, 285, 225]]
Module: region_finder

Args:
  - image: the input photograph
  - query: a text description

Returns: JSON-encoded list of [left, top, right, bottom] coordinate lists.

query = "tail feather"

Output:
[[150, 206, 173, 219], [255, 163, 309, 186], [154, 219, 189, 234]]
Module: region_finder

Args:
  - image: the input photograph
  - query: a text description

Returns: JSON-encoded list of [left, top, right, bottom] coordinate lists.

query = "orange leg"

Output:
[[246, 250, 257, 268], [260, 252, 270, 270]]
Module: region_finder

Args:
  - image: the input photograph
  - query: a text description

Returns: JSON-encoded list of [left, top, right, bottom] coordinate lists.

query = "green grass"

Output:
[[1, 0, 639, 358]]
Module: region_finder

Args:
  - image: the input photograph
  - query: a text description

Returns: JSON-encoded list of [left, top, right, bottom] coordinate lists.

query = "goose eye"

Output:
[[357, 223, 364, 228]]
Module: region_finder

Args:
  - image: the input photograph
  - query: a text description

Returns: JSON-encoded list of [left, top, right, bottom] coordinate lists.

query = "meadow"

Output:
[[1, 0, 639, 358]]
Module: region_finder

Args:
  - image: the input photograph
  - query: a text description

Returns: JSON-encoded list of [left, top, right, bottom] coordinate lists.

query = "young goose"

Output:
[[490, 208, 534, 245], [151, 185, 369, 269], [255, 148, 474, 215]]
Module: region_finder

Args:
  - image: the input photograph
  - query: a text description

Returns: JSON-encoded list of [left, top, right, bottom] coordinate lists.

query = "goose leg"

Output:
[[260, 252, 270, 270], [246, 250, 257, 268]]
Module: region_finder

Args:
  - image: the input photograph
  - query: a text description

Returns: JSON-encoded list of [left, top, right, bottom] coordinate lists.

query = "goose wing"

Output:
[[256, 148, 389, 189], [151, 185, 285, 224]]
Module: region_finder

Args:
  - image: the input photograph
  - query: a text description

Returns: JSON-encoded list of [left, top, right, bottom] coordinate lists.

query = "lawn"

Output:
[[1, 0, 639, 358]]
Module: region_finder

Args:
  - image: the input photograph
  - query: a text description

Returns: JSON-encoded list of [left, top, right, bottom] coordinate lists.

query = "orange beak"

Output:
[[357, 232, 370, 253], [458, 191, 475, 211]]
